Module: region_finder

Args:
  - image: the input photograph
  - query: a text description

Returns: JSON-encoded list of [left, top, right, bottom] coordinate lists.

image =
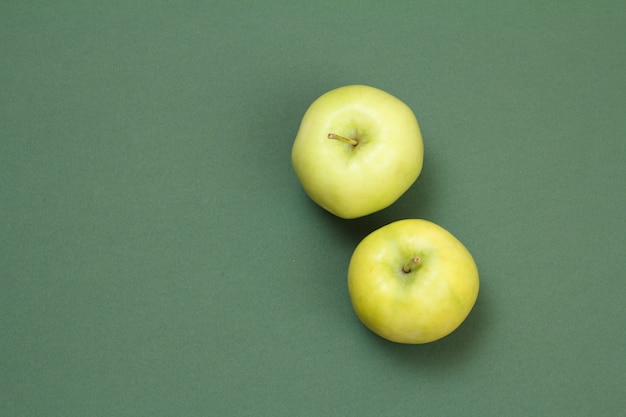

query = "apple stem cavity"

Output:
[[327, 133, 358, 146], [402, 257, 422, 274]]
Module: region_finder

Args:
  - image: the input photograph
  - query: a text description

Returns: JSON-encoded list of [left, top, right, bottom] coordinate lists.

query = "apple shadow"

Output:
[[361, 282, 491, 372], [314, 147, 444, 249], [306, 142, 491, 370]]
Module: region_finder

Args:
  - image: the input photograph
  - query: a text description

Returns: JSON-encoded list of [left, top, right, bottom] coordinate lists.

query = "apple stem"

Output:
[[402, 256, 421, 273], [328, 133, 358, 146]]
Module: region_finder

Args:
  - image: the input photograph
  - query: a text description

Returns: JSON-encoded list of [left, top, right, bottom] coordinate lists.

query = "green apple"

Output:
[[291, 85, 423, 219], [348, 219, 479, 344]]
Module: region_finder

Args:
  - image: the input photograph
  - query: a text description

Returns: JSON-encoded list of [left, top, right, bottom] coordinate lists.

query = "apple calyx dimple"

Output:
[[327, 133, 358, 146], [402, 256, 421, 274]]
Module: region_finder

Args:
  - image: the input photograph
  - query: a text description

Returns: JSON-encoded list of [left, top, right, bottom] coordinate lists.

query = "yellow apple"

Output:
[[291, 85, 424, 219], [348, 219, 479, 344]]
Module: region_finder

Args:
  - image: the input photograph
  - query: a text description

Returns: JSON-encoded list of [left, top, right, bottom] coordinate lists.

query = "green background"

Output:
[[2, 1, 624, 415]]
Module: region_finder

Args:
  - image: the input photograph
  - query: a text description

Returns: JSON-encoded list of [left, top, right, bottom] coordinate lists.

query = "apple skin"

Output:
[[291, 85, 423, 219], [348, 219, 479, 344]]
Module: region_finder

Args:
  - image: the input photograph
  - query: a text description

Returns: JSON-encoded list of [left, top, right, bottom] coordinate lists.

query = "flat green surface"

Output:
[[1, 1, 624, 416]]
